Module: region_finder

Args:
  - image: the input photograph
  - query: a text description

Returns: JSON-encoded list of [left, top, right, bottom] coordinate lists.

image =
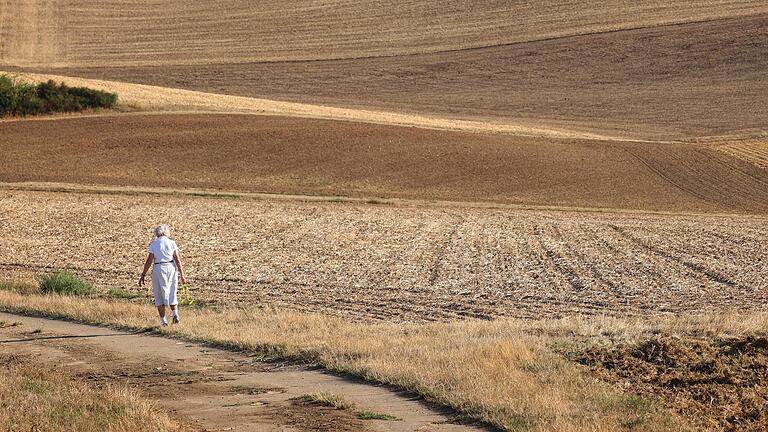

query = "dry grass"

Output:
[[0, 354, 178, 432], [0, 287, 696, 432]]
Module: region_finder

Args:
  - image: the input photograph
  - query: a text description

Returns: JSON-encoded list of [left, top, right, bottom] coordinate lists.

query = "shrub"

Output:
[[0, 75, 117, 117], [39, 272, 94, 296]]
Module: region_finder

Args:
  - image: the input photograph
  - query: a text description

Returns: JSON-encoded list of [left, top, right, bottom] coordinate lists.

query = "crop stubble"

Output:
[[0, 190, 765, 322]]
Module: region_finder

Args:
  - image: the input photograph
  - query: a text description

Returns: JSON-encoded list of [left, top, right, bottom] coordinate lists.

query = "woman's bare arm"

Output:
[[173, 250, 186, 284], [138, 253, 153, 286]]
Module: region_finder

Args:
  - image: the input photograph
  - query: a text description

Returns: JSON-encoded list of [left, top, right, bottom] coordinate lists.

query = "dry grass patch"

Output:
[[0, 289, 690, 431], [0, 355, 178, 432]]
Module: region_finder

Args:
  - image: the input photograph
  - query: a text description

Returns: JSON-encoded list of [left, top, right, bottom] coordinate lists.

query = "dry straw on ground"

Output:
[[0, 288, 697, 432], [1, 190, 765, 321], [0, 353, 179, 432]]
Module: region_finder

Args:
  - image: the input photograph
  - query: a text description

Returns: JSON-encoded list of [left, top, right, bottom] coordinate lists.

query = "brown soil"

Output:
[[1, 114, 767, 214], [0, 312, 480, 432], [1, 189, 766, 322], [4, 1, 764, 66], [575, 336, 768, 432], [6, 7, 767, 140]]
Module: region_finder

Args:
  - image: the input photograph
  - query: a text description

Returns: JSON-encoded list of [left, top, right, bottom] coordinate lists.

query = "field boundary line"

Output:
[[1, 181, 766, 219]]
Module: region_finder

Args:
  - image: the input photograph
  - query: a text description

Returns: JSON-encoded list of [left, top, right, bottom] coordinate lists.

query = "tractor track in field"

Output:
[[607, 225, 739, 288]]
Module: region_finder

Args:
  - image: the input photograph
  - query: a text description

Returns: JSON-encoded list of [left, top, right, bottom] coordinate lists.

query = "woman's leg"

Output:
[[152, 269, 167, 325], [170, 304, 179, 324]]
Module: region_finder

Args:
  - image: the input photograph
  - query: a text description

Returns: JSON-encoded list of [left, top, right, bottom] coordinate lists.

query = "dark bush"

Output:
[[0, 75, 118, 117]]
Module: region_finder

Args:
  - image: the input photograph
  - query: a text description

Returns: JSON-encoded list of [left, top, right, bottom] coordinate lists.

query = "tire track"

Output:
[[608, 224, 738, 287], [623, 147, 716, 205], [427, 211, 464, 286], [532, 224, 585, 292], [624, 145, 768, 212], [548, 223, 624, 295]]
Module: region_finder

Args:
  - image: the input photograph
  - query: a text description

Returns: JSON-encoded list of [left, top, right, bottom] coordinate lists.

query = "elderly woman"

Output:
[[138, 224, 187, 326]]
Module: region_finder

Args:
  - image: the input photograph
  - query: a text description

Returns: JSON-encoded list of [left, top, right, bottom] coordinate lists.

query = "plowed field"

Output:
[[3, 1, 767, 140], [1, 190, 766, 322], [1, 114, 767, 214]]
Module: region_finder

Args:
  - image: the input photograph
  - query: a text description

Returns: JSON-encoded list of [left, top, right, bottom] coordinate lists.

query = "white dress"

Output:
[[148, 236, 179, 306]]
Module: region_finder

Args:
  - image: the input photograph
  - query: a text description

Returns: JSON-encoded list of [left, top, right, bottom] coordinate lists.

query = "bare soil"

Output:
[[1, 189, 765, 322], [5, 1, 765, 66], [1, 114, 767, 214], [5, 7, 767, 140], [0, 312, 481, 432], [575, 336, 768, 432]]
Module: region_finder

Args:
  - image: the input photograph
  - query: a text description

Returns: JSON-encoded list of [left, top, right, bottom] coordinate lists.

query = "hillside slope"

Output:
[[2, 114, 767, 214], [2, 0, 766, 66], [2, 1, 766, 140]]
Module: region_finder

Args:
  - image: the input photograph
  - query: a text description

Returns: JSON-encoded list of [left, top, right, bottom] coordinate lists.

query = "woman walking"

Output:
[[138, 224, 187, 326]]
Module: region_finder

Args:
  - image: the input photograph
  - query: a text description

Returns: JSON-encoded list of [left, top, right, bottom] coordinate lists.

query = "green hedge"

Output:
[[0, 75, 117, 117]]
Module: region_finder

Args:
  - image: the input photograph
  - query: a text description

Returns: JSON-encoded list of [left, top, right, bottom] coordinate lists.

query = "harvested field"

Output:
[[1, 190, 766, 322], [0, 72, 619, 139], [26, 13, 767, 141], [715, 138, 768, 169], [3, 2, 768, 430], [4, 1, 765, 66], [2, 114, 768, 214], [3, 2, 767, 140]]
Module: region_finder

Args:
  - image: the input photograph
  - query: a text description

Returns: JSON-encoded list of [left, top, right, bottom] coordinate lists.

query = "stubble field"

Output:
[[2, 1, 768, 430], [1, 189, 765, 322], [3, 1, 768, 140]]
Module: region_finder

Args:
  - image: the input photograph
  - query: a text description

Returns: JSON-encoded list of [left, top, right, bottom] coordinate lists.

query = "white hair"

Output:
[[153, 224, 171, 238]]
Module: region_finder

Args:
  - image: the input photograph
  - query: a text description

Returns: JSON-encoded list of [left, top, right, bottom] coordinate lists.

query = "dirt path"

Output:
[[0, 312, 486, 432]]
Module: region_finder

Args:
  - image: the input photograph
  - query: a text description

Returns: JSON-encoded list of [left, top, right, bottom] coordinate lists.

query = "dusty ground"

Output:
[[0, 312, 481, 432], [4, 4, 766, 140], [1, 114, 767, 214], [0, 189, 765, 322], [575, 336, 768, 432]]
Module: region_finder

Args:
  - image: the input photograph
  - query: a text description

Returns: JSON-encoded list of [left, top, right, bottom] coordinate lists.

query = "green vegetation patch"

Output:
[[355, 410, 400, 421], [291, 392, 399, 421], [106, 288, 143, 300], [39, 272, 94, 296], [0, 75, 117, 117]]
